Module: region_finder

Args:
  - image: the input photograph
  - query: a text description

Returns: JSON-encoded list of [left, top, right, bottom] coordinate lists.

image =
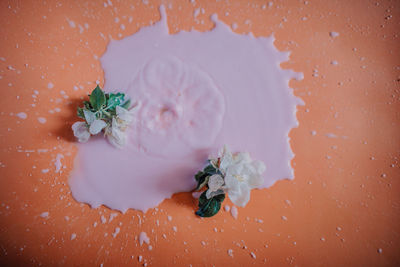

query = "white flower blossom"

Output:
[[82, 109, 107, 135], [83, 109, 96, 124], [89, 119, 107, 135], [105, 117, 128, 148], [116, 105, 133, 126], [72, 86, 136, 148], [72, 121, 90, 143], [211, 146, 266, 207], [103, 106, 135, 148]]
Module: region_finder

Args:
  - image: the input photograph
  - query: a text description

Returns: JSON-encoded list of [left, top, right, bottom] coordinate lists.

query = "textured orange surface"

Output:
[[0, 0, 399, 266]]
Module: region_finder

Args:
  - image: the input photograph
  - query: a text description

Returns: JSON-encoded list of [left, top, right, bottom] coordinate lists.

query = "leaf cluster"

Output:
[[77, 85, 131, 123], [194, 162, 225, 218]]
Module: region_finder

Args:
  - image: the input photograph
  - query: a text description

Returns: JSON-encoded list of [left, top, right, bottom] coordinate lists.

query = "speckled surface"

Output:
[[0, 0, 399, 266]]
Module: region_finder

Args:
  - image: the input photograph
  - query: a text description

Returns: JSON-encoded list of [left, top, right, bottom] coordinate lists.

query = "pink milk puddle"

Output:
[[69, 6, 302, 213]]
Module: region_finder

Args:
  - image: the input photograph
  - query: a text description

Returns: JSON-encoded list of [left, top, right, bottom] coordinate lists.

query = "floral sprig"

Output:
[[194, 146, 266, 217], [72, 85, 135, 148]]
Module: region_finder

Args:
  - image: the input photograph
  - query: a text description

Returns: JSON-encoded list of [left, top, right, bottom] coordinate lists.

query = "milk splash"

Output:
[[69, 6, 302, 213]]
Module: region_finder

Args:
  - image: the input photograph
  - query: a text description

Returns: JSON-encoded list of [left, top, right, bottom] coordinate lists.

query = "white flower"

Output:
[[72, 109, 107, 143], [82, 109, 107, 135], [206, 174, 225, 199], [219, 146, 234, 174], [74, 104, 135, 148], [115, 105, 134, 129], [104, 106, 135, 148], [83, 109, 96, 124], [105, 117, 127, 148], [89, 119, 107, 135], [116, 105, 133, 122], [72, 122, 90, 143], [214, 146, 266, 207]]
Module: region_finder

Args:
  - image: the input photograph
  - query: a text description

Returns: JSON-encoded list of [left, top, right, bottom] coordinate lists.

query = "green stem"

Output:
[[102, 110, 112, 117], [103, 105, 113, 112]]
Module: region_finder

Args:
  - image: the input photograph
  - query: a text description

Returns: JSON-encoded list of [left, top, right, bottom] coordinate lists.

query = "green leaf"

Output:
[[121, 99, 131, 109], [83, 101, 92, 110], [89, 85, 106, 111], [77, 107, 85, 119], [203, 164, 218, 175], [106, 93, 125, 111], [195, 191, 225, 217], [194, 171, 209, 190]]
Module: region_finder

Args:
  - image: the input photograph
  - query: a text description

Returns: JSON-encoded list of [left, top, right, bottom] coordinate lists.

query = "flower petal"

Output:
[[105, 118, 127, 148], [252, 160, 266, 175], [224, 172, 240, 192], [83, 110, 96, 125], [106, 132, 125, 148], [71, 121, 90, 143], [247, 174, 264, 189], [228, 184, 250, 207], [219, 145, 233, 173], [89, 119, 107, 135], [234, 152, 251, 164], [72, 121, 86, 132], [116, 105, 133, 123]]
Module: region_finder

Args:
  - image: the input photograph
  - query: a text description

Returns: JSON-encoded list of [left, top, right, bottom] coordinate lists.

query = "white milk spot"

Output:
[[67, 18, 76, 28], [55, 154, 64, 173], [40, 212, 49, 218], [112, 227, 120, 238], [227, 249, 234, 257], [329, 31, 339, 38], [16, 112, 27, 119], [230, 206, 238, 219], [38, 117, 47, 124], [139, 232, 150, 246]]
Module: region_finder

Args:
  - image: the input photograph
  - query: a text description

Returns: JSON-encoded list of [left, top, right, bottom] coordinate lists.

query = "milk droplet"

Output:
[[67, 19, 76, 28], [16, 112, 27, 119], [112, 227, 120, 238], [40, 212, 49, 218], [139, 232, 150, 246], [38, 117, 47, 124], [329, 31, 339, 38], [70, 233, 77, 240], [227, 249, 234, 257], [230, 206, 238, 219]]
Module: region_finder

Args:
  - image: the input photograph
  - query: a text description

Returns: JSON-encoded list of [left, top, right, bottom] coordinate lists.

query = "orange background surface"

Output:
[[0, 0, 399, 266]]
